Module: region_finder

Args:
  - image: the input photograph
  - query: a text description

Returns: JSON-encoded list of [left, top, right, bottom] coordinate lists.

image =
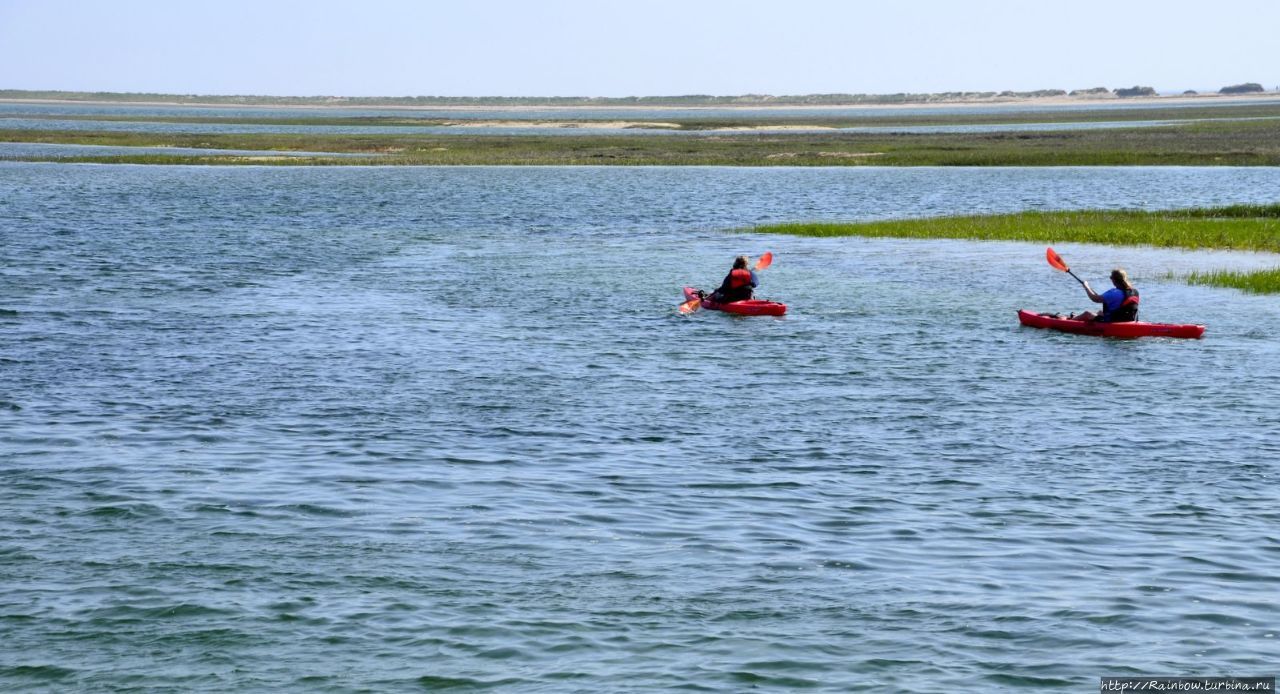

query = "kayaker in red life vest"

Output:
[[708, 255, 758, 303], [1073, 268, 1140, 323]]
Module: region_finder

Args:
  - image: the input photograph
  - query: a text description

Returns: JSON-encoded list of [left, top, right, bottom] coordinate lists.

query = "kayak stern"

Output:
[[684, 287, 787, 317]]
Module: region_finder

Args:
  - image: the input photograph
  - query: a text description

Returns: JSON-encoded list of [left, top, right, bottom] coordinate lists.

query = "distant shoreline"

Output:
[[2, 91, 1278, 112], [4, 92, 1277, 167]]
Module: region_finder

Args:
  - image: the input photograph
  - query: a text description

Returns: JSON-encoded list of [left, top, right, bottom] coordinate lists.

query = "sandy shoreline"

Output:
[[2, 93, 1278, 112]]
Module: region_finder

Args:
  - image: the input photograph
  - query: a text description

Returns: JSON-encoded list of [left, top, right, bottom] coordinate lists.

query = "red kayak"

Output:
[[1017, 310, 1204, 339], [684, 287, 786, 316]]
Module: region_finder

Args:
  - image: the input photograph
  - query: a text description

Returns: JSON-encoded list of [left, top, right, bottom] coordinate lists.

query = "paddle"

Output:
[[677, 294, 702, 315], [678, 252, 774, 314], [1045, 247, 1087, 287]]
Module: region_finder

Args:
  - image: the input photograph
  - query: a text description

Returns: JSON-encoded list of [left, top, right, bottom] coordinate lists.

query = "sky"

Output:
[[1, 0, 1276, 97]]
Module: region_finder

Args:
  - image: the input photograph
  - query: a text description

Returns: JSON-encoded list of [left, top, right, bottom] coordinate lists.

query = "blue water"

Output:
[[2, 164, 1279, 691], [0, 142, 377, 159], [5, 97, 1279, 120]]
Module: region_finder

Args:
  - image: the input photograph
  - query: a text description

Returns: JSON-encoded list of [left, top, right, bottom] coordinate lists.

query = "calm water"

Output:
[[5, 98, 1280, 120], [0, 142, 376, 159], [3, 164, 1279, 691]]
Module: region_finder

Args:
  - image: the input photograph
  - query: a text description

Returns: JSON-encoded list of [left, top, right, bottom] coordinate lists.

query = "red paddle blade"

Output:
[[677, 297, 701, 314], [1045, 247, 1070, 273], [753, 251, 773, 271]]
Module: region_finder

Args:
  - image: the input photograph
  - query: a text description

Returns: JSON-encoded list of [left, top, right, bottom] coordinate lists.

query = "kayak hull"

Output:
[[684, 287, 786, 316], [1017, 310, 1204, 339]]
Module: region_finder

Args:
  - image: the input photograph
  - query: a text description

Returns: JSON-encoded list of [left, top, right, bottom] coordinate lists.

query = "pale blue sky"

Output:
[[1, 0, 1276, 96]]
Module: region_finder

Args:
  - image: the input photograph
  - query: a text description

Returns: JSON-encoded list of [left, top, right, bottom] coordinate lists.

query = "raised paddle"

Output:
[[678, 252, 774, 314], [1045, 247, 1087, 287]]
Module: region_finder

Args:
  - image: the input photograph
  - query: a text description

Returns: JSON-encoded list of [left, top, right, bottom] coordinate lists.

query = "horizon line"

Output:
[[3, 84, 1276, 101]]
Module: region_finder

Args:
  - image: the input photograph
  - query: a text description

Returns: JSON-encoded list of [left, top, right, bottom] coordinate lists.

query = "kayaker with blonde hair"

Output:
[[1074, 268, 1140, 323]]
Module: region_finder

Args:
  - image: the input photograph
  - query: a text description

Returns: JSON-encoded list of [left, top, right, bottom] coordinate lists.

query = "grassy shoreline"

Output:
[[751, 205, 1280, 293], [5, 116, 1280, 166]]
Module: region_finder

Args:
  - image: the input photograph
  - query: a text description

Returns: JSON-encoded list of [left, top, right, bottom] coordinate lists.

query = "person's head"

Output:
[[733, 255, 749, 269], [1110, 268, 1132, 290]]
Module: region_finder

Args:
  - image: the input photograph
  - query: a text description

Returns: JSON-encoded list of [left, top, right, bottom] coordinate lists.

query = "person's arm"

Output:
[[749, 270, 759, 287], [1082, 281, 1103, 304]]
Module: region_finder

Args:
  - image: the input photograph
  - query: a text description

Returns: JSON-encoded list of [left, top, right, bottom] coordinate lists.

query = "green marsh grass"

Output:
[[753, 205, 1280, 293], [6, 113, 1280, 166], [754, 205, 1280, 251], [1186, 267, 1280, 293]]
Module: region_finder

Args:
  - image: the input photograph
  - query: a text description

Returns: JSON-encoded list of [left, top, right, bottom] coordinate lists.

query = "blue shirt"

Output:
[[1100, 288, 1126, 315]]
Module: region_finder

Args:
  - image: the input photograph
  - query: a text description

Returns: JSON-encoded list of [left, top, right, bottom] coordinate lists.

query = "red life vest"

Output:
[[728, 268, 753, 289]]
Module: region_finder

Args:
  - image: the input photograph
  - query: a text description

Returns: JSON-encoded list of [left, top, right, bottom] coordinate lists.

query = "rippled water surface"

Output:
[[2, 164, 1279, 691]]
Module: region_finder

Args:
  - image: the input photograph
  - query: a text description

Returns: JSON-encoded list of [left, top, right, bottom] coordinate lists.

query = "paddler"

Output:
[[1073, 268, 1140, 323], [707, 255, 758, 303]]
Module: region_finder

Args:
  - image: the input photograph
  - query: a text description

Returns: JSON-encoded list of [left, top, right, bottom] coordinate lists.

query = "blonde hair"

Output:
[[733, 255, 749, 269], [1110, 268, 1132, 290]]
